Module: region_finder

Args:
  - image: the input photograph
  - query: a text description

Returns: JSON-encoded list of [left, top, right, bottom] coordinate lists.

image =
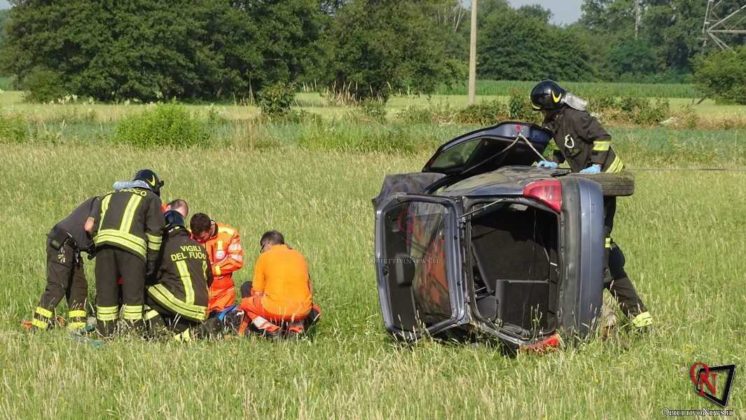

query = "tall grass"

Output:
[[0, 143, 743, 417]]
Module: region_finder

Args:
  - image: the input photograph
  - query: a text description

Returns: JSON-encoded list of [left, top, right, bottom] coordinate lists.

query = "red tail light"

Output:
[[523, 179, 562, 212]]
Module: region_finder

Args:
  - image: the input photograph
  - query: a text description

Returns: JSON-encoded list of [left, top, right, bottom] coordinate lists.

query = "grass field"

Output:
[[431, 80, 698, 98], [0, 128, 744, 417]]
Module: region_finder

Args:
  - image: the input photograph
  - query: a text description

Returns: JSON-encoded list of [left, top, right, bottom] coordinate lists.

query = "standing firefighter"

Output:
[[530, 80, 652, 329], [145, 211, 211, 341], [190, 213, 244, 315], [26, 197, 101, 331], [94, 169, 165, 336]]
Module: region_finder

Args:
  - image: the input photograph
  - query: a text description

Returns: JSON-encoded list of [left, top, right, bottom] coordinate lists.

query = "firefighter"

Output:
[[238, 230, 319, 337], [93, 169, 165, 336], [530, 80, 652, 329], [25, 197, 101, 331], [165, 199, 189, 219], [190, 213, 244, 315], [144, 210, 211, 341]]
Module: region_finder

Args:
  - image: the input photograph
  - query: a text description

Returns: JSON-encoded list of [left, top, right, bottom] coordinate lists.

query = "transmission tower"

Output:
[[702, 0, 746, 50]]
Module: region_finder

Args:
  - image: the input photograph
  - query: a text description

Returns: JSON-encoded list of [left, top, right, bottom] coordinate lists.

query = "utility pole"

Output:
[[468, 0, 478, 105], [634, 0, 641, 40]]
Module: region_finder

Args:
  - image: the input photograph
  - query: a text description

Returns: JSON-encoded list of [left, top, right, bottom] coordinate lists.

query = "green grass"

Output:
[[1, 139, 744, 417], [434, 80, 699, 98]]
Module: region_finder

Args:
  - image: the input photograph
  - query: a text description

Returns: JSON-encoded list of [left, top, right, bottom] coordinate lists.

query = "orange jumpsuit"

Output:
[[200, 223, 244, 313], [240, 244, 312, 322]]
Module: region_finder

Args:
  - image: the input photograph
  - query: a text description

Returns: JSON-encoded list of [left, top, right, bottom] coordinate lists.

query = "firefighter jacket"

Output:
[[543, 107, 624, 173], [94, 188, 165, 262], [200, 223, 244, 291], [148, 227, 211, 322]]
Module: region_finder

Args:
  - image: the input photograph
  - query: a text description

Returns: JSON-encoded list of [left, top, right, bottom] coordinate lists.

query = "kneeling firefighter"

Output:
[[144, 210, 212, 341]]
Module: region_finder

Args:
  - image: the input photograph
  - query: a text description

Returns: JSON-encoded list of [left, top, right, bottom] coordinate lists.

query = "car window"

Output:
[[384, 202, 453, 326], [427, 138, 481, 172]]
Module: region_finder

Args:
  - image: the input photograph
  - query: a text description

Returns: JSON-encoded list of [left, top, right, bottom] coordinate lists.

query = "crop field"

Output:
[[0, 90, 744, 417]]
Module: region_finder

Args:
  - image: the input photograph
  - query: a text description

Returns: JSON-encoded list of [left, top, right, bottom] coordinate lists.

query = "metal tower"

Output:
[[702, 0, 746, 50]]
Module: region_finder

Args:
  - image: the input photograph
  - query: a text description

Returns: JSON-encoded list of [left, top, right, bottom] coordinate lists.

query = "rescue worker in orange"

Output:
[[239, 230, 318, 337], [189, 213, 243, 315]]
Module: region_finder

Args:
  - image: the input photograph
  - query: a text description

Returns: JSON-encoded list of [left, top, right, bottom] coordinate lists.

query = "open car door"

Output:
[[375, 195, 465, 341]]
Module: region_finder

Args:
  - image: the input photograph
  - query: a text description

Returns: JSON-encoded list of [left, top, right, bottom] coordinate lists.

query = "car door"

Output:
[[375, 195, 466, 340]]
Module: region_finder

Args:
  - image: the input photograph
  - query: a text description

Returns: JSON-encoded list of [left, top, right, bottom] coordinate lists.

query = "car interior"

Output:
[[469, 202, 560, 338]]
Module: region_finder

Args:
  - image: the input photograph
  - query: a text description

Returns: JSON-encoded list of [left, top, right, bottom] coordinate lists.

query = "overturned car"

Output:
[[373, 122, 634, 350]]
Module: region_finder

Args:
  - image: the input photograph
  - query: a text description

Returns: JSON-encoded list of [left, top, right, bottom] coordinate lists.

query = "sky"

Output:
[[507, 0, 583, 25]]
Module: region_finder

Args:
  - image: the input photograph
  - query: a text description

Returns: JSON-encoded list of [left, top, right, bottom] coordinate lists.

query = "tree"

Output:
[[0, 0, 325, 101], [321, 0, 461, 102], [478, 5, 595, 81], [693, 46, 746, 104]]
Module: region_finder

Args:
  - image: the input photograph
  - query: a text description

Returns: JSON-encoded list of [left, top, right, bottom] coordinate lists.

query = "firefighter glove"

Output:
[[579, 164, 601, 174], [537, 160, 559, 169]]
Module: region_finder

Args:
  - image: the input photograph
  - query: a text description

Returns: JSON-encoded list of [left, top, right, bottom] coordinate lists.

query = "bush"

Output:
[[114, 103, 210, 148], [507, 90, 538, 122], [359, 99, 388, 123], [618, 97, 670, 125], [298, 121, 417, 154], [455, 100, 507, 125], [396, 102, 455, 124], [258, 82, 296, 117], [694, 47, 746, 104], [0, 114, 29, 143], [23, 68, 68, 103]]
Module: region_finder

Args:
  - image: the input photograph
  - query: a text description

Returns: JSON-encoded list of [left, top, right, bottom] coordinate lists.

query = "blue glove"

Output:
[[579, 164, 601, 174], [537, 160, 559, 169]]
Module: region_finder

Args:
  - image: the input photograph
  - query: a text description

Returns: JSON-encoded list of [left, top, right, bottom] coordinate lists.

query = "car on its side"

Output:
[[373, 121, 633, 350]]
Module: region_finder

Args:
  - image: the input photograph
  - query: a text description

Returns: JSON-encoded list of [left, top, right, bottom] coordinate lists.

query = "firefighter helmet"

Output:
[[164, 210, 185, 232], [133, 169, 164, 196], [530, 80, 567, 111]]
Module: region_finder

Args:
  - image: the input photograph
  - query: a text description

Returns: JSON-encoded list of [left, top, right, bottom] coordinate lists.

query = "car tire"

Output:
[[568, 172, 635, 197]]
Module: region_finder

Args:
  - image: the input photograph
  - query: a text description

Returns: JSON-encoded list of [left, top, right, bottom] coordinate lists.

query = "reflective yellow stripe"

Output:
[[593, 140, 611, 152], [605, 237, 612, 249], [31, 318, 49, 329], [95, 229, 147, 258], [146, 233, 162, 251], [144, 309, 160, 321], [605, 156, 625, 173], [176, 260, 195, 304], [147, 284, 207, 321], [99, 195, 112, 225], [214, 265, 221, 276], [35, 307, 53, 319], [67, 322, 86, 331], [632, 311, 653, 328], [68, 309, 86, 319], [119, 194, 142, 234], [174, 329, 192, 342], [122, 304, 143, 320], [97, 305, 119, 321]]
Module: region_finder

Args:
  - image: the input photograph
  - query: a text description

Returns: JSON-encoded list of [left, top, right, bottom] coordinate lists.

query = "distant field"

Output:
[[1, 90, 745, 126], [0, 142, 743, 417], [433, 80, 699, 98]]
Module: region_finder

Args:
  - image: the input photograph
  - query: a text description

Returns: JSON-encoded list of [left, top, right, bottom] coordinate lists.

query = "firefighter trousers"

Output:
[[143, 296, 208, 340], [32, 240, 88, 330], [95, 246, 145, 336], [603, 197, 647, 318]]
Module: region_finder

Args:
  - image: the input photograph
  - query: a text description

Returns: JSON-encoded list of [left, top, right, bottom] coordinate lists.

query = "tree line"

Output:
[[0, 0, 743, 102]]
